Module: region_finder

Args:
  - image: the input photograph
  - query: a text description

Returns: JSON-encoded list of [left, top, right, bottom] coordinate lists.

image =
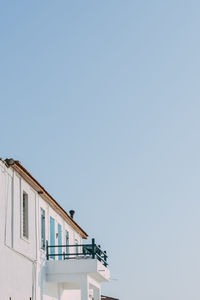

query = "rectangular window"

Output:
[[58, 224, 62, 260], [75, 239, 79, 255], [40, 208, 45, 250], [22, 192, 29, 239], [50, 216, 55, 259], [65, 231, 69, 255]]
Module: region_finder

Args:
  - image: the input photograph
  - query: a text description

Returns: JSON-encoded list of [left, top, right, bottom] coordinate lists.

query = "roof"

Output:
[[101, 296, 119, 300], [0, 158, 88, 239]]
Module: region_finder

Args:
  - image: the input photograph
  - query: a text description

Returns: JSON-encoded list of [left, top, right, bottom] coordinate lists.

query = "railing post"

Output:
[[92, 238, 95, 259], [104, 251, 107, 266], [98, 245, 102, 262], [46, 240, 49, 260]]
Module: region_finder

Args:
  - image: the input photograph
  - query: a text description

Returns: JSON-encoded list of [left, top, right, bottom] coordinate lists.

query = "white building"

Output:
[[0, 158, 110, 300]]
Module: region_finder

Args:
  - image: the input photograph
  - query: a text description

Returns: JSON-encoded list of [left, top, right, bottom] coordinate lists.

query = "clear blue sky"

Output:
[[1, 1, 200, 299]]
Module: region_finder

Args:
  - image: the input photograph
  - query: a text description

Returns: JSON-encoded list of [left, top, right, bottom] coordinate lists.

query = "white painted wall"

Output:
[[0, 163, 33, 300], [0, 160, 84, 300]]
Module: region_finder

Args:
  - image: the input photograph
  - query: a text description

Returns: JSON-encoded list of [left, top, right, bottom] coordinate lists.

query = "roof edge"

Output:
[[3, 158, 88, 239]]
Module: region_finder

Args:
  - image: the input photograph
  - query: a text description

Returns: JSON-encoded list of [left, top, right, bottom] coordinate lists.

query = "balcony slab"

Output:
[[45, 258, 110, 284]]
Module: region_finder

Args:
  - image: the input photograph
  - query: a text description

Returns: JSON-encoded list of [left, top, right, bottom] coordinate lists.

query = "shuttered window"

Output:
[[58, 224, 62, 260], [65, 231, 69, 255], [41, 208, 45, 249], [22, 192, 29, 239], [75, 239, 78, 255], [50, 217, 55, 259]]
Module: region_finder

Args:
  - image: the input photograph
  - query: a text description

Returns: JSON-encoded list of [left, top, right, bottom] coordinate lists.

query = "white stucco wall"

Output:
[[0, 160, 84, 300], [0, 163, 33, 300], [62, 289, 81, 300]]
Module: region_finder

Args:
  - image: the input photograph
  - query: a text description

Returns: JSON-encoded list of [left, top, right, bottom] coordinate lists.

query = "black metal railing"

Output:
[[46, 238, 108, 267]]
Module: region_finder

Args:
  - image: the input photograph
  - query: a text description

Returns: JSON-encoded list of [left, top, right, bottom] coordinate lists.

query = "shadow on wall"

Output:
[[101, 296, 119, 300]]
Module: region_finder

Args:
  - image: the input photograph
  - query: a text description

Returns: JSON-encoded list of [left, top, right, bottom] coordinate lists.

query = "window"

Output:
[[65, 231, 69, 255], [75, 239, 79, 255], [40, 208, 45, 249], [58, 224, 62, 260], [50, 216, 55, 259], [22, 192, 29, 239]]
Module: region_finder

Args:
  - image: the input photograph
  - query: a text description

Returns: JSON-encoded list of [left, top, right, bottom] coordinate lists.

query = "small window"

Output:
[[22, 192, 29, 239], [40, 208, 45, 249]]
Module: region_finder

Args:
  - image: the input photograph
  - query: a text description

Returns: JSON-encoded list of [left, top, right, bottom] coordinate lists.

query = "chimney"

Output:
[[69, 210, 75, 219], [5, 158, 15, 167]]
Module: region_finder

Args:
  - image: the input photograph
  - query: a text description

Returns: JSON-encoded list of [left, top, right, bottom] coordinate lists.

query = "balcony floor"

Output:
[[45, 258, 110, 284]]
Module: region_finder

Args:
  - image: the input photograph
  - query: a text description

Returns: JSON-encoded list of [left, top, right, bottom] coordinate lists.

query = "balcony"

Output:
[[46, 238, 108, 268], [45, 239, 110, 300]]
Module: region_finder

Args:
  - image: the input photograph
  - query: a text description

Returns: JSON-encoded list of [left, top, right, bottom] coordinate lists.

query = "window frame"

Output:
[[50, 216, 55, 259], [22, 191, 29, 240], [40, 208, 46, 250], [75, 238, 79, 255], [65, 230, 69, 255]]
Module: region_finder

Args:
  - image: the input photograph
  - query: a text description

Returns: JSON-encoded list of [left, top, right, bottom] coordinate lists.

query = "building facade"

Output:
[[0, 158, 110, 300]]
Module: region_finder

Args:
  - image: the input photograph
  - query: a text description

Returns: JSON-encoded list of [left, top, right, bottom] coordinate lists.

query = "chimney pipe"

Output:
[[5, 158, 15, 167], [69, 210, 75, 219]]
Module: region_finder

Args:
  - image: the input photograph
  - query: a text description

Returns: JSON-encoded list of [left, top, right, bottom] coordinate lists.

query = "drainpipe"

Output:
[[11, 175, 14, 248]]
